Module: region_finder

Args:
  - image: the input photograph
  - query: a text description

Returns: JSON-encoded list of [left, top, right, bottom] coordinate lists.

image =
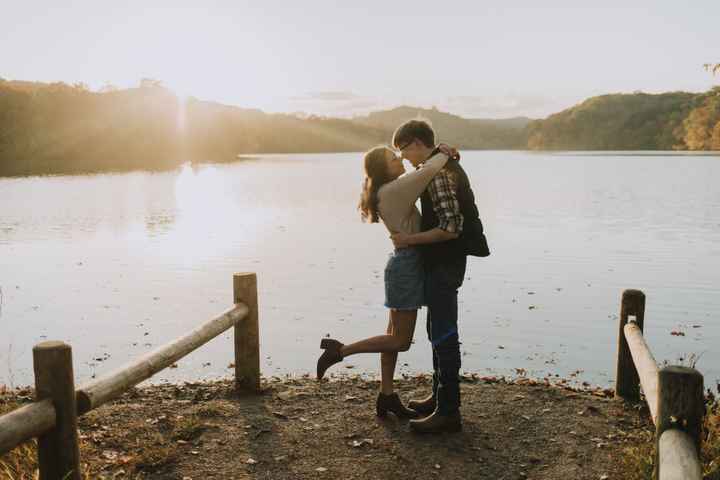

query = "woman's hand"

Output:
[[437, 143, 459, 160], [390, 232, 412, 249]]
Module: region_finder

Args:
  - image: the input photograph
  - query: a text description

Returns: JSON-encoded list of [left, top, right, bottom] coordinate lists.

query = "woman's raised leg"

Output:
[[317, 309, 417, 380], [340, 309, 417, 357]]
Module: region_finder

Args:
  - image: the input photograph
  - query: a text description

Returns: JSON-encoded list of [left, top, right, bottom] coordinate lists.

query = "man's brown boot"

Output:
[[409, 411, 462, 434], [407, 392, 436, 416]]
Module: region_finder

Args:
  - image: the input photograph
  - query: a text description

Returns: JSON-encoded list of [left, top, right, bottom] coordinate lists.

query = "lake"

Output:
[[1, 151, 719, 389]]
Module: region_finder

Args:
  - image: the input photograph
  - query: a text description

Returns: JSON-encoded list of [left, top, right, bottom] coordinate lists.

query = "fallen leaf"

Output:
[[277, 391, 292, 401], [102, 450, 118, 461], [350, 438, 374, 448]]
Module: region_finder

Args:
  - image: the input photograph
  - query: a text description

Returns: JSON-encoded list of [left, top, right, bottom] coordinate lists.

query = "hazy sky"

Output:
[[2, 1, 718, 119]]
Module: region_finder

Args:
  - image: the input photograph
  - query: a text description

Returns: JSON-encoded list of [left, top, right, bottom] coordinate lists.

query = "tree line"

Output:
[[0, 80, 529, 176], [0, 78, 718, 176], [0, 79, 390, 176], [526, 88, 720, 151]]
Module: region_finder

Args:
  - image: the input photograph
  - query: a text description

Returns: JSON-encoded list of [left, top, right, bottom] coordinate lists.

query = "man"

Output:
[[390, 119, 489, 433]]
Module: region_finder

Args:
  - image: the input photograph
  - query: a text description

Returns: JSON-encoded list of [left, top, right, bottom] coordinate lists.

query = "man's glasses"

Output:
[[394, 139, 414, 155]]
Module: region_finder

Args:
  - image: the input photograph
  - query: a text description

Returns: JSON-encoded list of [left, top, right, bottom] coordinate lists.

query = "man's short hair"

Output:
[[392, 118, 435, 149]]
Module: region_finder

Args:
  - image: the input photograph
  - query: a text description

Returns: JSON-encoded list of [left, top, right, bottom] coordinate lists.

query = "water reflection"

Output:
[[174, 163, 230, 216], [1, 152, 719, 388]]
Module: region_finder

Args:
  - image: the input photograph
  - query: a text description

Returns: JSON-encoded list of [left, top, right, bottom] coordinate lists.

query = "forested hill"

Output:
[[354, 106, 531, 149], [2, 79, 718, 176], [0, 80, 387, 176], [0, 80, 529, 176], [526, 89, 720, 150]]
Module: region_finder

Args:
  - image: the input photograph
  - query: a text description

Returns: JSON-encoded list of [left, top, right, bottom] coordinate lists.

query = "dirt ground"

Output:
[[2, 374, 655, 480]]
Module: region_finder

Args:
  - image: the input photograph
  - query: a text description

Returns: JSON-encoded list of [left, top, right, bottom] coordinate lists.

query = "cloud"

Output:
[[289, 91, 363, 102], [285, 91, 386, 117], [279, 90, 585, 119]]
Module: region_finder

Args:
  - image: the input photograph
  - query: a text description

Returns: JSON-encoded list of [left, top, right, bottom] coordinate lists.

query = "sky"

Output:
[[1, 0, 718, 119]]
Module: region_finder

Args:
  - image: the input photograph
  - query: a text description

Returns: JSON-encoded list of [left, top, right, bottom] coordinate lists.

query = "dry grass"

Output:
[[131, 433, 177, 474], [620, 430, 655, 480], [0, 396, 97, 480], [621, 390, 720, 480], [0, 439, 38, 480], [703, 394, 720, 479], [0, 400, 38, 480], [171, 414, 208, 441]]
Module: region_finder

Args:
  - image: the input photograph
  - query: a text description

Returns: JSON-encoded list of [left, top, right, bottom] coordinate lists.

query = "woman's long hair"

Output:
[[358, 146, 393, 223]]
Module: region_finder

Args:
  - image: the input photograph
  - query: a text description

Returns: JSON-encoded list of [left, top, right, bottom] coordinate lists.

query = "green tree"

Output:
[[683, 89, 720, 150]]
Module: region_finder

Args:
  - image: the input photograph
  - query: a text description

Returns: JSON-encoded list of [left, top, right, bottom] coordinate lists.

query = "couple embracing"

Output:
[[316, 119, 489, 434]]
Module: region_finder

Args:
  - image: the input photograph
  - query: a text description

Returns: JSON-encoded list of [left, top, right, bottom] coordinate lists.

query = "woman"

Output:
[[316, 143, 455, 418]]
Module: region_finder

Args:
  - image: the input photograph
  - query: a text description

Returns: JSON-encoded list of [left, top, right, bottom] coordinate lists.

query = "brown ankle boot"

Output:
[[316, 338, 344, 380], [376, 392, 419, 419], [408, 392, 436, 416], [409, 410, 462, 434]]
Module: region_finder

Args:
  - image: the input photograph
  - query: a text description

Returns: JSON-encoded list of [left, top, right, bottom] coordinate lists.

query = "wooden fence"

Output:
[[615, 289, 705, 480], [0, 272, 259, 480]]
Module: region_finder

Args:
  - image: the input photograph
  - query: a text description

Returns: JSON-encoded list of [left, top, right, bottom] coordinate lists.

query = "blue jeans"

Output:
[[424, 256, 466, 415]]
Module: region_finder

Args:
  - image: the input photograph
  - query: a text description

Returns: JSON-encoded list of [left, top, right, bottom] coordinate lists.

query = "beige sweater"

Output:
[[377, 152, 449, 235]]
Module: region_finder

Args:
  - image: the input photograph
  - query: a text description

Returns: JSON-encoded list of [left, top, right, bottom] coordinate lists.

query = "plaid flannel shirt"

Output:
[[426, 167, 464, 234]]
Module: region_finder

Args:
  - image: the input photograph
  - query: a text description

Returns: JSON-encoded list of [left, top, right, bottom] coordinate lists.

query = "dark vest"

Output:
[[420, 153, 490, 264]]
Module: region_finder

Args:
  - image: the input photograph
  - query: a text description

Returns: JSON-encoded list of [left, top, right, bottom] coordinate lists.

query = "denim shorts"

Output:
[[384, 247, 425, 310]]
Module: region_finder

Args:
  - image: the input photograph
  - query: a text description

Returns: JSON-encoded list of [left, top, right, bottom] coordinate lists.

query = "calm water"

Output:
[[1, 151, 719, 389]]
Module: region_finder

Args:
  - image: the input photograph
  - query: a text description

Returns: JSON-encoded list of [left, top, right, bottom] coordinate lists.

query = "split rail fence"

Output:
[[615, 289, 705, 480], [0, 272, 260, 480]]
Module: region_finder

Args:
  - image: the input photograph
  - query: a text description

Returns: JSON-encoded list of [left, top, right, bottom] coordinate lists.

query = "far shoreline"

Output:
[[2, 149, 718, 179]]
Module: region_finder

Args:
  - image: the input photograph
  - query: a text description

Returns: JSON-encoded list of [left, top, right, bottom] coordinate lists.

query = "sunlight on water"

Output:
[[170, 163, 241, 263]]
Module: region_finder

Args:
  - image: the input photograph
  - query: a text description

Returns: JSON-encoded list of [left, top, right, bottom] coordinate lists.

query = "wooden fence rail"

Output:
[[77, 304, 248, 414], [0, 272, 259, 480], [614, 289, 705, 480]]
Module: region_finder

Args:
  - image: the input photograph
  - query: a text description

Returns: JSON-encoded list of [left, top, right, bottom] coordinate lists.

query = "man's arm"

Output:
[[391, 227, 457, 248], [391, 168, 463, 248]]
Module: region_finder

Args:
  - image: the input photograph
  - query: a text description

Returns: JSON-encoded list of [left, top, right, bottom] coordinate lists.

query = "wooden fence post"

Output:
[[615, 289, 645, 400], [655, 365, 704, 456], [233, 273, 260, 394], [33, 341, 81, 480]]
